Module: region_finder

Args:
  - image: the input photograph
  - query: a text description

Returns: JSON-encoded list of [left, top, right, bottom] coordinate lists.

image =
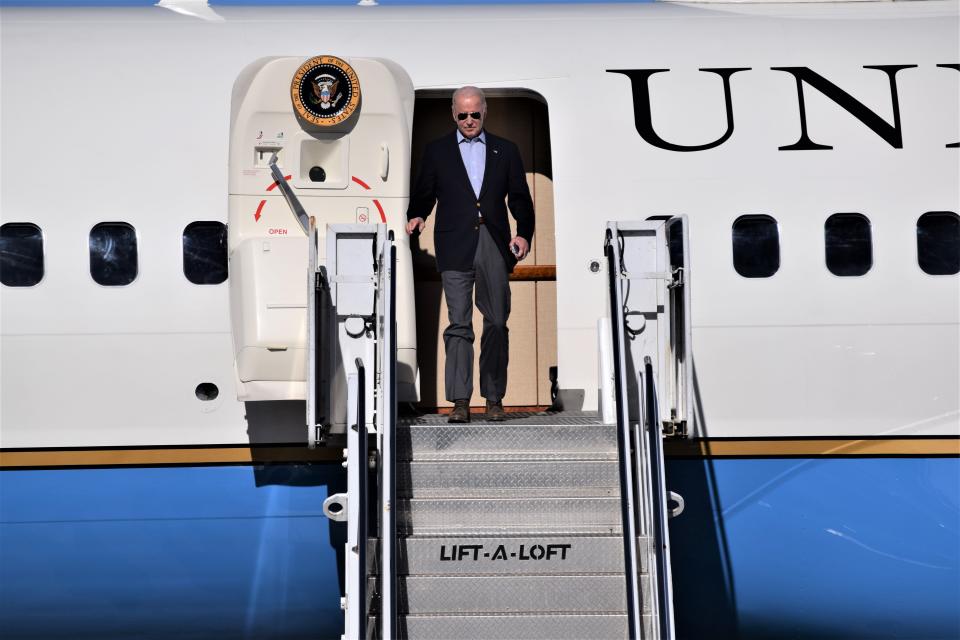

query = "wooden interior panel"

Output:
[[536, 280, 558, 407], [532, 174, 555, 265]]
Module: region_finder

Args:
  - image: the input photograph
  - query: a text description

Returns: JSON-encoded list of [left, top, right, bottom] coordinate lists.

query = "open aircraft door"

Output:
[[227, 55, 418, 421], [605, 218, 692, 639]]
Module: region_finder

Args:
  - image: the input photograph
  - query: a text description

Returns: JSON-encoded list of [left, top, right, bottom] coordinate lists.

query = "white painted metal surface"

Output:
[[1, 2, 957, 449], [227, 56, 416, 402]]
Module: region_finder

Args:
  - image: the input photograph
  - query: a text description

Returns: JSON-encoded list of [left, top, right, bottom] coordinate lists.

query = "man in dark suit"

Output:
[[406, 86, 535, 423]]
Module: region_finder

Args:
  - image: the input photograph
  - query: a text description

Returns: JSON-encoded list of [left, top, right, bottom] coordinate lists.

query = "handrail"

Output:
[[307, 219, 322, 447], [605, 230, 643, 640], [379, 239, 399, 639], [388, 243, 399, 635], [354, 357, 368, 640], [644, 356, 675, 640], [313, 271, 323, 428]]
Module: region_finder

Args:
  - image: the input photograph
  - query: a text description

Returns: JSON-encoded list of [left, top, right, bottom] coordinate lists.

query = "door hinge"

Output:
[[662, 417, 687, 438], [668, 267, 684, 289]]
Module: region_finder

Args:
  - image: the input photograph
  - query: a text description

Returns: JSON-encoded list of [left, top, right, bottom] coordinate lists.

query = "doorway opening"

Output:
[[408, 89, 557, 411]]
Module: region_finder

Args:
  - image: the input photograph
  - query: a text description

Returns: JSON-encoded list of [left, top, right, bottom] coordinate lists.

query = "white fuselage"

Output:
[[1, 1, 958, 448]]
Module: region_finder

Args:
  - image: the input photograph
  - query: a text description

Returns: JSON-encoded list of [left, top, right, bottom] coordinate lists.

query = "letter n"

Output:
[[772, 65, 917, 150], [607, 68, 750, 152]]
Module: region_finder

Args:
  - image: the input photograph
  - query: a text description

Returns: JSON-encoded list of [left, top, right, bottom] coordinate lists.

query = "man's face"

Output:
[[453, 92, 486, 139]]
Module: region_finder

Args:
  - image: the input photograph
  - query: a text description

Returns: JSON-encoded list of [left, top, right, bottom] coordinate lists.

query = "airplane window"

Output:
[[0, 223, 44, 287], [90, 222, 138, 286], [183, 221, 227, 285], [825, 213, 872, 276], [917, 212, 959, 275], [667, 217, 685, 269], [732, 215, 779, 278]]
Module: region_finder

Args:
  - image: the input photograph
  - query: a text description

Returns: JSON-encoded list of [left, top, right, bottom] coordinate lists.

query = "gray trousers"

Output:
[[441, 226, 511, 402]]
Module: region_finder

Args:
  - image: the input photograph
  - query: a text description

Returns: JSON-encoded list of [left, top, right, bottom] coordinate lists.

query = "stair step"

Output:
[[399, 613, 639, 640], [399, 574, 631, 615], [399, 497, 622, 535], [398, 535, 628, 575], [386, 412, 654, 639], [398, 460, 620, 498], [397, 421, 617, 461]]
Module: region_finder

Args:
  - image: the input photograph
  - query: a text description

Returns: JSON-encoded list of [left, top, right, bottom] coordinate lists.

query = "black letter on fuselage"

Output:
[[772, 65, 917, 150], [607, 68, 751, 152], [936, 64, 959, 148]]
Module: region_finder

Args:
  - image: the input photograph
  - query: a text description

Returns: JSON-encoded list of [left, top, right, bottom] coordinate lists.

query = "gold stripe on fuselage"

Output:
[[0, 445, 341, 469], [665, 437, 960, 458], [0, 437, 957, 469]]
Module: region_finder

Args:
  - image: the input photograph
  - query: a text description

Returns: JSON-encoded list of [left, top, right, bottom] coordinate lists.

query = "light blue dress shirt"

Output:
[[457, 130, 486, 200]]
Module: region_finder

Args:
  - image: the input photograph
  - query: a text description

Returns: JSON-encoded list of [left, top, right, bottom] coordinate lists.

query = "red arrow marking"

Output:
[[266, 175, 292, 192], [255, 176, 290, 222], [353, 176, 387, 223]]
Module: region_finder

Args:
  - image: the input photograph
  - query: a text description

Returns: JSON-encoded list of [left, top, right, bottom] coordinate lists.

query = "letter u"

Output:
[[607, 67, 751, 151]]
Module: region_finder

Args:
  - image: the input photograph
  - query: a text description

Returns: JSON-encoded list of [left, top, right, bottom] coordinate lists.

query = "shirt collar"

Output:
[[457, 130, 486, 144]]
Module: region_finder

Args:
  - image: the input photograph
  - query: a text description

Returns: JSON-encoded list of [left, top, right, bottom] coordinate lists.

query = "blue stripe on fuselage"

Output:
[[2, 457, 956, 638], [0, 464, 346, 639], [667, 457, 960, 639]]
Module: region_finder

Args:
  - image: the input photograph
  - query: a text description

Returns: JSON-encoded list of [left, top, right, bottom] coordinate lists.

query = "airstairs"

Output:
[[309, 215, 692, 640], [231, 60, 691, 640], [392, 412, 636, 639]]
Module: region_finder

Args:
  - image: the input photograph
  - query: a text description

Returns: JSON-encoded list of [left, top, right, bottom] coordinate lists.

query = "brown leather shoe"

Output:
[[485, 399, 505, 422], [448, 399, 471, 423]]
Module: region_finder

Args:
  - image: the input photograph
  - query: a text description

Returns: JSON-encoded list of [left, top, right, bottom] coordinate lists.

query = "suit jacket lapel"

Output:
[[478, 134, 500, 200]]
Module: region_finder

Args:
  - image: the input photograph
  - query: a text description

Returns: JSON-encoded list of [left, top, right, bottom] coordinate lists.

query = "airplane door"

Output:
[[227, 55, 418, 414]]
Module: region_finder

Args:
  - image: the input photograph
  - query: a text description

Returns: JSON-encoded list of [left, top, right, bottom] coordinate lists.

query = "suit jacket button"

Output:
[[476, 202, 481, 208]]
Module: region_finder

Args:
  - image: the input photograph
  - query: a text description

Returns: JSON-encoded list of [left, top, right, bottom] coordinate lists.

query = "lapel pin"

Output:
[[493, 149, 499, 154]]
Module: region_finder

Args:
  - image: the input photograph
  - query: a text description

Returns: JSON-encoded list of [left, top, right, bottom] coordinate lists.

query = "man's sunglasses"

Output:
[[457, 111, 482, 121]]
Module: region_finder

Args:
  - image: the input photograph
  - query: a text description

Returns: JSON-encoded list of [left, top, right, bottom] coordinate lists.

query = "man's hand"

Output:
[[406, 217, 425, 235], [509, 236, 530, 261]]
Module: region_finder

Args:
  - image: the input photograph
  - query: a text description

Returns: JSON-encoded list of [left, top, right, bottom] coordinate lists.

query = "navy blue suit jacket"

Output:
[[407, 130, 535, 272]]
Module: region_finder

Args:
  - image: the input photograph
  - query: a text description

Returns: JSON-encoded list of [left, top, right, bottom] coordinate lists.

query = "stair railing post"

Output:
[[605, 227, 644, 640], [377, 232, 398, 640]]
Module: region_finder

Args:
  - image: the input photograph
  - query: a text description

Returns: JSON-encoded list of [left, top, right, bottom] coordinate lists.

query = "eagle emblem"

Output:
[[291, 55, 361, 127], [311, 74, 342, 110]]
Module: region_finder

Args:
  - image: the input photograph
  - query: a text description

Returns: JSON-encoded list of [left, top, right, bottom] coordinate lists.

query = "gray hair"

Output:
[[452, 86, 487, 109]]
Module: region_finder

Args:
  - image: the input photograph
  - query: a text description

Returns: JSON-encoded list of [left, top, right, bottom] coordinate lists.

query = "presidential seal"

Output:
[[291, 56, 361, 127]]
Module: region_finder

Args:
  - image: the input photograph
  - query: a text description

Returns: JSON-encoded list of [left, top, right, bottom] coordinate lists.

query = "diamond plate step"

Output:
[[398, 497, 623, 535], [399, 412, 606, 426], [399, 613, 639, 640], [399, 574, 631, 615], [391, 412, 645, 638], [398, 535, 628, 575], [397, 422, 617, 461], [397, 460, 620, 498]]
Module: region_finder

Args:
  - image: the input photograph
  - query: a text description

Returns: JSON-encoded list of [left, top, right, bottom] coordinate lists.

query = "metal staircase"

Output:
[[391, 413, 641, 639], [313, 218, 692, 640]]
